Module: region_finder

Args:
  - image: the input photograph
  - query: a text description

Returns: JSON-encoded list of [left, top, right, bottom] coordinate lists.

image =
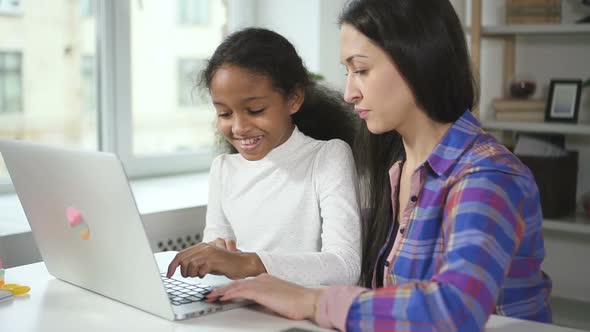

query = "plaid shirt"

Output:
[[314, 111, 552, 331]]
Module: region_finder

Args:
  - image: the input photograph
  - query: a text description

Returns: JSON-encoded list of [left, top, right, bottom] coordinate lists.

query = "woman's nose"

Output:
[[343, 75, 361, 105]]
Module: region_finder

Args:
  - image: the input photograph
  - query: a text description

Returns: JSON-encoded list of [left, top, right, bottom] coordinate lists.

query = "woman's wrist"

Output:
[[305, 288, 325, 321]]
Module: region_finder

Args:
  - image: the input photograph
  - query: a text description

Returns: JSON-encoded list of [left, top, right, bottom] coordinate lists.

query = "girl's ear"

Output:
[[288, 86, 305, 115]]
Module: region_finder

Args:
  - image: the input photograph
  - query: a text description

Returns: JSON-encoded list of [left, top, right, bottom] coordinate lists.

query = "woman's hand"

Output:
[[206, 274, 325, 321], [166, 242, 265, 279]]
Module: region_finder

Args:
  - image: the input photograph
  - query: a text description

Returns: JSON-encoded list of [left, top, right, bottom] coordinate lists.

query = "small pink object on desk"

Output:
[[0, 260, 5, 287]]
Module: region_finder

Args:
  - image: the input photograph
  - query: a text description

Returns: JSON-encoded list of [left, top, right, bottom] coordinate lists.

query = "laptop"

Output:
[[0, 139, 250, 320]]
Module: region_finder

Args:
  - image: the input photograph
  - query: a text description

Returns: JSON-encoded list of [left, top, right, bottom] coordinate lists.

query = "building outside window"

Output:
[[178, 0, 209, 25], [81, 55, 96, 113], [79, 0, 94, 17], [0, 52, 22, 114]]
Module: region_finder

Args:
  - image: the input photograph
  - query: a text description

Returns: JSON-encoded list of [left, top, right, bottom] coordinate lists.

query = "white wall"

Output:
[[256, 0, 347, 90]]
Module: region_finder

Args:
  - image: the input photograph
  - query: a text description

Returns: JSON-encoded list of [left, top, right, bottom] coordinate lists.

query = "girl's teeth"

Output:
[[240, 137, 259, 145]]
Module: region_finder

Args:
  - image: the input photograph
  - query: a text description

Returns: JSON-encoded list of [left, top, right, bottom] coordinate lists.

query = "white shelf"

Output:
[[482, 24, 590, 36], [482, 120, 590, 136], [543, 213, 590, 236]]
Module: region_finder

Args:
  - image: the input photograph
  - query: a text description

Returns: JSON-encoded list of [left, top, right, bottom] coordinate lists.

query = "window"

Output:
[[80, 0, 94, 17], [0, 1, 98, 184], [130, 0, 223, 156], [0, 0, 24, 15], [81, 56, 96, 113], [0, 52, 22, 114], [178, 58, 206, 108], [178, 0, 209, 26], [1, 0, 247, 191]]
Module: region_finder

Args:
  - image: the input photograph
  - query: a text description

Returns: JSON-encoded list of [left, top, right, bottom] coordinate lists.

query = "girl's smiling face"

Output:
[[210, 65, 303, 161]]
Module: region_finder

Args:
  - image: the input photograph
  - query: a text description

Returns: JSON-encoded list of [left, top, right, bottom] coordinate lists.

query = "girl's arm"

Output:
[[256, 140, 362, 286], [202, 155, 236, 242]]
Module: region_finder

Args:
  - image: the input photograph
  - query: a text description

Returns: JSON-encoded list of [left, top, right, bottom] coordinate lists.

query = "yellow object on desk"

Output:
[[1, 283, 31, 296]]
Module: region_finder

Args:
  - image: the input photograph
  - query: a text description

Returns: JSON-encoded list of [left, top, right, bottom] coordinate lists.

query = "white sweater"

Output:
[[203, 127, 361, 286]]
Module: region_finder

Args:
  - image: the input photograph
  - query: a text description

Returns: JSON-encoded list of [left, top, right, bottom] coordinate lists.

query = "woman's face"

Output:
[[340, 23, 419, 134], [210, 65, 303, 161]]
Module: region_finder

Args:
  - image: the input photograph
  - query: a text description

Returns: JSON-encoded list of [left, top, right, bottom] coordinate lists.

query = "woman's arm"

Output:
[[340, 170, 534, 332]]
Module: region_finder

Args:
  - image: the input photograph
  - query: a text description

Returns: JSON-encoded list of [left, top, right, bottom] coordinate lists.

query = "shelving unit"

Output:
[[469, 0, 590, 209], [543, 213, 590, 236], [468, 3, 590, 327], [482, 24, 590, 35], [482, 120, 590, 136]]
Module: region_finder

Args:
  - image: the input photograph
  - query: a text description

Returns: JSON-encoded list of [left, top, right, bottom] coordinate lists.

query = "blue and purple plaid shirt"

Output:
[[315, 111, 552, 331]]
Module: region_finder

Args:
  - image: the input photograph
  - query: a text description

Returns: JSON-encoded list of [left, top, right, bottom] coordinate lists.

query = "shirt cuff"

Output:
[[314, 285, 367, 331]]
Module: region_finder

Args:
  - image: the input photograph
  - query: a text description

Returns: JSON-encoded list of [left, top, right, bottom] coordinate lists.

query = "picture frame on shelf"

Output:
[[545, 79, 583, 123]]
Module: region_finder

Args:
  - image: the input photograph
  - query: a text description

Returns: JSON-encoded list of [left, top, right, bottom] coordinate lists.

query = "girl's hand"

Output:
[[166, 243, 265, 279], [207, 274, 324, 321], [210, 237, 240, 252]]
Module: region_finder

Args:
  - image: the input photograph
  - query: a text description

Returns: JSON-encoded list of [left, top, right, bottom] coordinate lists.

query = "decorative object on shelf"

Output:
[[493, 98, 545, 122], [584, 78, 590, 87], [506, 0, 561, 24], [514, 134, 578, 219], [510, 79, 536, 98], [545, 79, 583, 123], [577, 0, 590, 23], [582, 190, 590, 218]]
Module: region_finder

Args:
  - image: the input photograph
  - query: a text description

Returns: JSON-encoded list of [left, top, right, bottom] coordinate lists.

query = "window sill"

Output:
[[0, 172, 209, 237]]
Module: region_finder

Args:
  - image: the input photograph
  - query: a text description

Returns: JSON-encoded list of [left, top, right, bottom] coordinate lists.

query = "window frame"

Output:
[[97, 0, 219, 178]]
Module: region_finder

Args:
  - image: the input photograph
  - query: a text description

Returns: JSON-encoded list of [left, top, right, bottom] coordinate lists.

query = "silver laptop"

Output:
[[0, 139, 249, 320]]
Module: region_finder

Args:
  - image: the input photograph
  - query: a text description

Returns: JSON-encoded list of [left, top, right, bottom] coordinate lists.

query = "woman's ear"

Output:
[[288, 86, 305, 115]]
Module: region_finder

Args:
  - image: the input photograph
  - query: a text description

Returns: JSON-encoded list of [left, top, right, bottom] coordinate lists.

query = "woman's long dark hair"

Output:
[[339, 0, 478, 287], [200, 27, 358, 152]]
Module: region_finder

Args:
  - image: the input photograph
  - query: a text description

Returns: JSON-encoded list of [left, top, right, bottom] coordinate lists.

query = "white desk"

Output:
[[0, 253, 584, 332]]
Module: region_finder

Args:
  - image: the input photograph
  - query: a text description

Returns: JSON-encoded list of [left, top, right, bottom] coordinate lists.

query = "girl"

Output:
[[167, 28, 362, 287], [207, 1, 552, 331]]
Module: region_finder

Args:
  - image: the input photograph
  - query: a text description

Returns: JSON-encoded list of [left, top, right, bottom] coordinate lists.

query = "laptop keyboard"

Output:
[[161, 273, 213, 306]]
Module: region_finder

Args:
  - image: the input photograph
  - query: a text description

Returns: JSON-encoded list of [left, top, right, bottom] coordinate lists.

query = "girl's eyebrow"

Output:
[[240, 96, 266, 102], [213, 96, 267, 106]]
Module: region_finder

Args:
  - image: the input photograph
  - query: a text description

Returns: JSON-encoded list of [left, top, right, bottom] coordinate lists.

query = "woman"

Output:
[[167, 28, 361, 287], [206, 1, 552, 331]]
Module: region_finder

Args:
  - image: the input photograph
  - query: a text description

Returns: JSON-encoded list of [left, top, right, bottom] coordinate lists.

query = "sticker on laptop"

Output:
[[66, 207, 90, 240]]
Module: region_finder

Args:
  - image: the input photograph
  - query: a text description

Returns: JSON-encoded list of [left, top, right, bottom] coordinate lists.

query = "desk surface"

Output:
[[0, 253, 583, 332]]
